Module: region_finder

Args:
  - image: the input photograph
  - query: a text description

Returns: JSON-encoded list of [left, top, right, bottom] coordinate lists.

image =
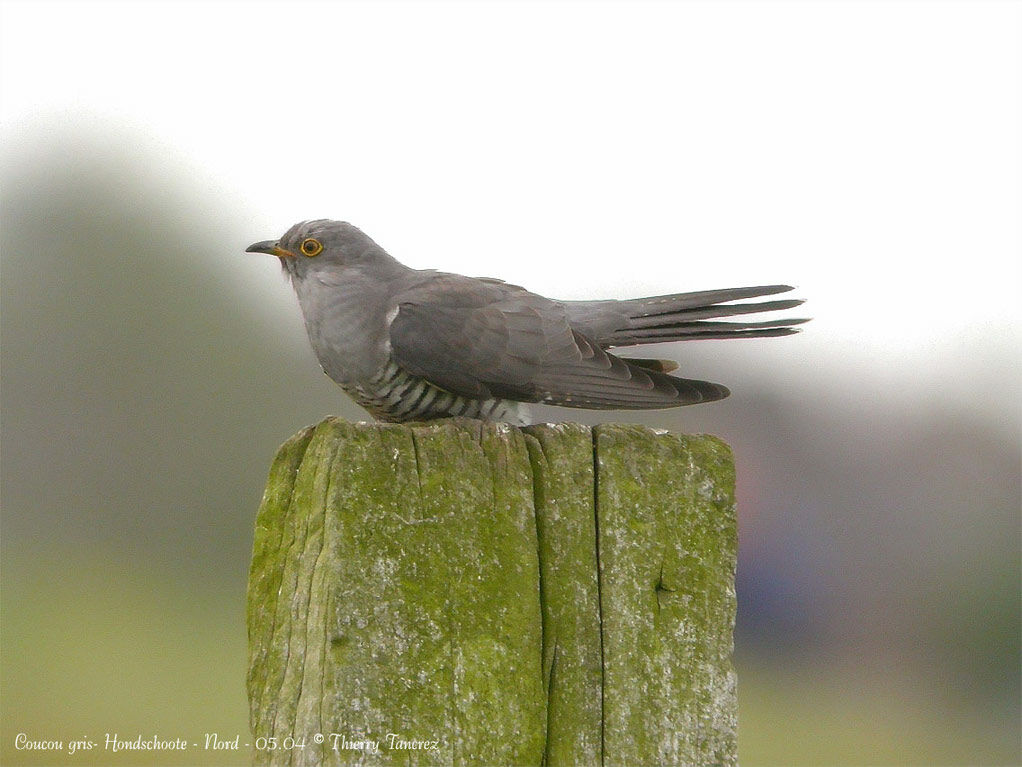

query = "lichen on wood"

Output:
[[247, 418, 737, 766]]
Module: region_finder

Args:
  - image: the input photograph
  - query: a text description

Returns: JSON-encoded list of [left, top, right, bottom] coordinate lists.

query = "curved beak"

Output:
[[246, 240, 295, 258]]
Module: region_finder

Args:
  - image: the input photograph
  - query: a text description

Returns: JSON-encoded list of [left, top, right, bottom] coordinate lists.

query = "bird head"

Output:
[[246, 219, 391, 282]]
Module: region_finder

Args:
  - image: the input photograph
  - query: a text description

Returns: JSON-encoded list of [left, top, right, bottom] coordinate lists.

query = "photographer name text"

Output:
[[14, 730, 442, 756]]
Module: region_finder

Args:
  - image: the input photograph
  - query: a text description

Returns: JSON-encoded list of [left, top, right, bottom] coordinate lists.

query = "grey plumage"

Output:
[[246, 220, 807, 425]]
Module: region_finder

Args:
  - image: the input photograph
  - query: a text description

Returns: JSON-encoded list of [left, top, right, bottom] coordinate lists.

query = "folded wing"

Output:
[[388, 277, 729, 410]]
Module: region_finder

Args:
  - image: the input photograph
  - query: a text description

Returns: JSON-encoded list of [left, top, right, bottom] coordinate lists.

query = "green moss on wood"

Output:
[[523, 423, 603, 767], [594, 425, 737, 767], [248, 419, 737, 767]]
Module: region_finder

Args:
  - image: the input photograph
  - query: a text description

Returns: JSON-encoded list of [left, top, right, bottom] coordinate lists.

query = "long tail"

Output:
[[571, 285, 809, 348]]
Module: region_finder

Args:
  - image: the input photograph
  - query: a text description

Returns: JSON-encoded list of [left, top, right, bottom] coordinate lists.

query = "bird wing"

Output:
[[388, 276, 729, 409]]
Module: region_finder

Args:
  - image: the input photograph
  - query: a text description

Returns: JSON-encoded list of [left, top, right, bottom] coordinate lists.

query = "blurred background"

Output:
[[2, 1, 1018, 764]]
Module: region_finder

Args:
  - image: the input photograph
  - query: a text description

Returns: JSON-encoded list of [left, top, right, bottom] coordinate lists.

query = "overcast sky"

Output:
[[2, 0, 1019, 414]]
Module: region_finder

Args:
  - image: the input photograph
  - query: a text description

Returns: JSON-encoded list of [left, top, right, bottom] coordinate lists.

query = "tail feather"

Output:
[[568, 284, 809, 348], [626, 298, 805, 328], [617, 325, 804, 344], [627, 284, 796, 315]]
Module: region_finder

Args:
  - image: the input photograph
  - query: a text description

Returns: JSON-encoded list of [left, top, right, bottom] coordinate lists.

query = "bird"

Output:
[[247, 220, 807, 425]]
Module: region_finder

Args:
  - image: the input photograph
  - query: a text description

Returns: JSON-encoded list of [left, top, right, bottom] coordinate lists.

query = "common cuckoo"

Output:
[[247, 220, 806, 425]]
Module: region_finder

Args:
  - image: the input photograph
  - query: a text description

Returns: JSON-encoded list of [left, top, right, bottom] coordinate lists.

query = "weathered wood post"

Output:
[[247, 418, 737, 766]]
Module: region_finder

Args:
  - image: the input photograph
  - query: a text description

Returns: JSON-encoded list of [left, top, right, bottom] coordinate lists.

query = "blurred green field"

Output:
[[2, 550, 251, 767], [3, 546, 1017, 767], [737, 661, 1018, 765]]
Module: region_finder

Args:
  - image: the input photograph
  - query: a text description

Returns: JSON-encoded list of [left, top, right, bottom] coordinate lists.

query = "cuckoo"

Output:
[[247, 220, 806, 425]]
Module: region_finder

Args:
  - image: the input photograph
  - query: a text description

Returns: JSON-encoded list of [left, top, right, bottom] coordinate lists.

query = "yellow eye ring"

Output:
[[300, 238, 323, 257]]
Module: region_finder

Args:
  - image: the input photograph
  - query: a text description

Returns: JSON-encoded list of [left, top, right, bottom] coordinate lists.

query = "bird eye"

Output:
[[300, 238, 323, 257]]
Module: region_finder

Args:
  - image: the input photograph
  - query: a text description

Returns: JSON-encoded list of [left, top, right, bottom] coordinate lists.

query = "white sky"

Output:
[[2, 0, 1020, 404]]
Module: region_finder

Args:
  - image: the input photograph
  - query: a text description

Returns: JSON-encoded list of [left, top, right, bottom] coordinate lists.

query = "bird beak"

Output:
[[246, 240, 295, 258]]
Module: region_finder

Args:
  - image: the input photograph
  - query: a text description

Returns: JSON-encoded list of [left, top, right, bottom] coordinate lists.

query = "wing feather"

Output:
[[389, 276, 728, 410]]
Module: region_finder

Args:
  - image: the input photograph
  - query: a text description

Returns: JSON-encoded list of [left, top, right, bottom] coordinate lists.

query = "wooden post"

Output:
[[247, 418, 737, 766]]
